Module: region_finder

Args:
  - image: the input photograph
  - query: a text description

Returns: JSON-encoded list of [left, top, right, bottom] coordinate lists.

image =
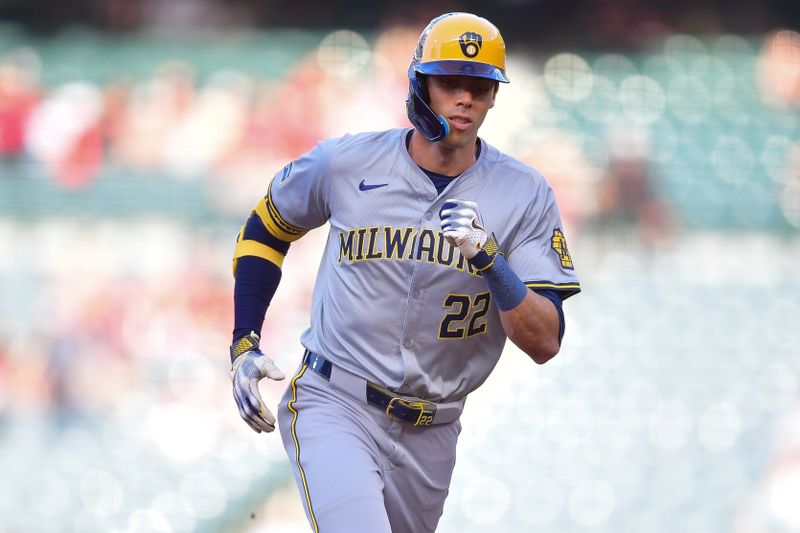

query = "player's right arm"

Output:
[[439, 181, 580, 364], [229, 140, 334, 433]]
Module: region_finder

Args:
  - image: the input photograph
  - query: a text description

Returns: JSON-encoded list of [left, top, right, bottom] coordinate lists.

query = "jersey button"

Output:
[[412, 289, 421, 299], [425, 212, 432, 220], [427, 193, 435, 201], [403, 338, 413, 349]]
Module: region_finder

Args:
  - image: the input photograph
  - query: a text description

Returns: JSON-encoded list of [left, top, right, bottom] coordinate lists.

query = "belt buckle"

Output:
[[385, 397, 435, 427]]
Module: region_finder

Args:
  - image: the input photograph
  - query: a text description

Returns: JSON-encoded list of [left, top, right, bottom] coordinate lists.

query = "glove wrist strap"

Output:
[[468, 250, 495, 270], [466, 233, 500, 271], [230, 331, 260, 363]]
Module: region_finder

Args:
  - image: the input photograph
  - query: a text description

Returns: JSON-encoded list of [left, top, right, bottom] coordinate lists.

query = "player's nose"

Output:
[[454, 87, 473, 106]]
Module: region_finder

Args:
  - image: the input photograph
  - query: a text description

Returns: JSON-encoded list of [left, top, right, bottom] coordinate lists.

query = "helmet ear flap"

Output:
[[406, 67, 449, 142], [415, 73, 430, 101]]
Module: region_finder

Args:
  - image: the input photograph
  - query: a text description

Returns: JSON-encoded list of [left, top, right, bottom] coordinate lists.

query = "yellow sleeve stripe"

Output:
[[233, 239, 286, 269], [250, 183, 307, 242], [525, 282, 581, 290], [254, 196, 307, 242], [266, 193, 306, 235], [254, 199, 293, 242]]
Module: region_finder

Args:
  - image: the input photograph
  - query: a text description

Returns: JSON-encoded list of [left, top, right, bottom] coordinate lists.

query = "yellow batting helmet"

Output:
[[406, 12, 510, 141]]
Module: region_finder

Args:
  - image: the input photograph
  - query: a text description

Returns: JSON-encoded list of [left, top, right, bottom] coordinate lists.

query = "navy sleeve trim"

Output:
[[524, 280, 581, 300], [531, 288, 565, 343]]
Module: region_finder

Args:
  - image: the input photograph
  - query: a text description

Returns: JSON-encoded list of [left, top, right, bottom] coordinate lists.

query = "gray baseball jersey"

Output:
[[268, 127, 580, 402]]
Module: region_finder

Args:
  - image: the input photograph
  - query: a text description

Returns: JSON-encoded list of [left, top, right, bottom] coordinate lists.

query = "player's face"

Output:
[[426, 75, 497, 148]]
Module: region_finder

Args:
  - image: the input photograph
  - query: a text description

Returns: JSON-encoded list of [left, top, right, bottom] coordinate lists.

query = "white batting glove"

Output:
[[439, 199, 488, 259], [230, 332, 285, 433]]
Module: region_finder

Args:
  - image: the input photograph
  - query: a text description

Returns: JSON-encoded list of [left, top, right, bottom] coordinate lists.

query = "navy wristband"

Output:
[[480, 254, 528, 311]]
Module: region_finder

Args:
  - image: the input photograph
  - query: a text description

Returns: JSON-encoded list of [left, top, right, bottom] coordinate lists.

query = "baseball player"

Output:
[[229, 12, 580, 532]]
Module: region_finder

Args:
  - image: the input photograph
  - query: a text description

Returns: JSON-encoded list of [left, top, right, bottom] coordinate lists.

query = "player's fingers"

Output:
[[441, 207, 475, 224], [233, 385, 261, 431], [443, 228, 466, 238], [254, 356, 285, 381], [240, 393, 274, 433], [440, 203, 468, 221], [245, 379, 273, 420], [245, 407, 275, 433], [244, 379, 277, 431], [245, 406, 275, 433], [447, 199, 478, 212], [232, 387, 262, 433], [257, 406, 277, 433], [442, 232, 460, 247], [441, 200, 460, 213], [233, 377, 273, 432], [443, 199, 478, 212]]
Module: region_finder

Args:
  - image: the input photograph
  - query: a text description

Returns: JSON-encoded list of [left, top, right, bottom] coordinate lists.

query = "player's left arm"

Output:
[[495, 288, 561, 363], [440, 196, 577, 364], [230, 141, 334, 433]]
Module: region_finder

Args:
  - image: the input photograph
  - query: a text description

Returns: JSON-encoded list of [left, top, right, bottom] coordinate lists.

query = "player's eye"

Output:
[[471, 83, 493, 97]]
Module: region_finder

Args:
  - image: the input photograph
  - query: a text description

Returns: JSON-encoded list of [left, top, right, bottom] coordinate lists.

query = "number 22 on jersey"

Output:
[[438, 291, 491, 339]]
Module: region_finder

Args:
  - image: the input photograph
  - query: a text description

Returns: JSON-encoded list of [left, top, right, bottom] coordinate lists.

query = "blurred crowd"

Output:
[[0, 25, 798, 224], [0, 26, 417, 191]]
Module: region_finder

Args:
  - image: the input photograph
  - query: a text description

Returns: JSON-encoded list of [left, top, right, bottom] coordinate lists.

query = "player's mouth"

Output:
[[448, 115, 473, 131]]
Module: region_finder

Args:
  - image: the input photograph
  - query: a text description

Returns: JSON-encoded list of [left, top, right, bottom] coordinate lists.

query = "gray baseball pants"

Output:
[[277, 354, 462, 533]]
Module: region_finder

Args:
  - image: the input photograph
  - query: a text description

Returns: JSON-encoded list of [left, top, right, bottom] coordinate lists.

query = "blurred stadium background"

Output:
[[1, 1, 799, 532]]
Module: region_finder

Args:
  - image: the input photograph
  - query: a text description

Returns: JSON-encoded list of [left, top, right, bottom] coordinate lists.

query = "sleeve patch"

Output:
[[550, 228, 574, 270]]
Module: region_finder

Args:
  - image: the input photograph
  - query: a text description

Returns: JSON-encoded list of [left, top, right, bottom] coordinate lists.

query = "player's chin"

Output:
[[443, 128, 477, 149]]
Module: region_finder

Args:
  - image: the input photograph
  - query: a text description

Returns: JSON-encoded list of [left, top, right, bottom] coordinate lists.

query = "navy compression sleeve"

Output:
[[233, 256, 282, 341], [232, 213, 291, 342]]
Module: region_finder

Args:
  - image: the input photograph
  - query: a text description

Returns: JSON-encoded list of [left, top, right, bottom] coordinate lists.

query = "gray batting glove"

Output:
[[439, 199, 488, 259], [230, 332, 285, 433]]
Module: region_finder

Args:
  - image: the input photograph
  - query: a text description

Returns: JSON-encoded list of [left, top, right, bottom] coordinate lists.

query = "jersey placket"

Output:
[[395, 172, 470, 397]]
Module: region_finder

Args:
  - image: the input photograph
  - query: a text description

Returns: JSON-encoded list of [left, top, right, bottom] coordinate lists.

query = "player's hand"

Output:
[[439, 199, 488, 259], [230, 332, 285, 433]]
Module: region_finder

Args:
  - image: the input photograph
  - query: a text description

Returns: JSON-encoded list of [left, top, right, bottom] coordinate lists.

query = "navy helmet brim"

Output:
[[415, 60, 509, 83]]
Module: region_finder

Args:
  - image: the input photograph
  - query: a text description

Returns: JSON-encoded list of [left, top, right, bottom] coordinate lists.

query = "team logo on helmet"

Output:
[[458, 32, 483, 58], [550, 228, 574, 270]]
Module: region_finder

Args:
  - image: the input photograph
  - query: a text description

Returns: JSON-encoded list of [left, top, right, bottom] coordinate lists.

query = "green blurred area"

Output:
[[0, 24, 322, 85]]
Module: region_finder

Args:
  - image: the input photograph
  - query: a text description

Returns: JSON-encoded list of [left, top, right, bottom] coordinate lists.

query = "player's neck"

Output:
[[408, 130, 478, 176]]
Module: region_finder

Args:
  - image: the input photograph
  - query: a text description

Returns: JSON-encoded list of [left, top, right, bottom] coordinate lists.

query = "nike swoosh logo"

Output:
[[359, 179, 388, 191]]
